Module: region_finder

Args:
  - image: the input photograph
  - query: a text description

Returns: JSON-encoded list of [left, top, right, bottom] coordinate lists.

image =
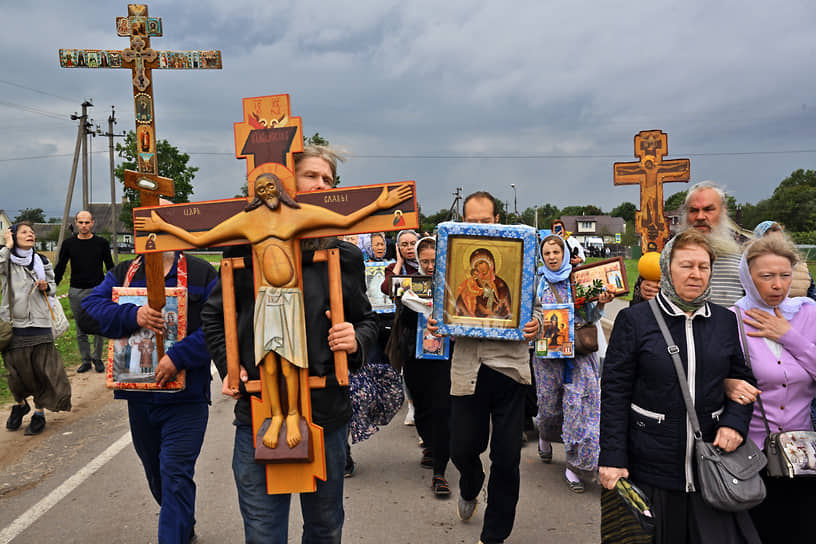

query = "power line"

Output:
[[0, 150, 108, 162], [0, 99, 73, 122], [0, 79, 78, 104]]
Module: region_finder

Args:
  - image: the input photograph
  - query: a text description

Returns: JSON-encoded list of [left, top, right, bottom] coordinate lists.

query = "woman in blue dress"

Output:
[[533, 234, 614, 492]]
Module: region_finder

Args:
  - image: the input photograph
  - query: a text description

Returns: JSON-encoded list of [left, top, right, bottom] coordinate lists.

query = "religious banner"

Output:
[[613, 130, 689, 252]]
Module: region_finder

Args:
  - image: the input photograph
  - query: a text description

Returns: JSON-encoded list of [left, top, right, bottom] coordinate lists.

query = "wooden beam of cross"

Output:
[[613, 130, 689, 252], [59, 4, 222, 358]]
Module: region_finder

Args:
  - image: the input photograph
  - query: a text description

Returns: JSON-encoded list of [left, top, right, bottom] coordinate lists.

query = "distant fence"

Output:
[[798, 245, 816, 261]]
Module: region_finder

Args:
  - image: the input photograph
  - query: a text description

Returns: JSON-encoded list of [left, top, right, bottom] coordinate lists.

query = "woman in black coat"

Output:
[[599, 230, 760, 544]]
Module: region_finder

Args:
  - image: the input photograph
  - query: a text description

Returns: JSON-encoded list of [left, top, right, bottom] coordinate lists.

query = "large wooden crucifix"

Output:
[[133, 94, 418, 493], [613, 130, 690, 252], [59, 3, 222, 358]]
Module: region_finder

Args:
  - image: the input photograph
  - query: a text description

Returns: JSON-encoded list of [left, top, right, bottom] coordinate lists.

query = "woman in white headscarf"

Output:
[[379, 230, 419, 296], [0, 223, 71, 436], [724, 235, 816, 543]]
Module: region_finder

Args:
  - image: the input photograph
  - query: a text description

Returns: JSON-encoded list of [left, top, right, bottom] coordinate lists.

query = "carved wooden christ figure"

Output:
[[135, 173, 412, 449]]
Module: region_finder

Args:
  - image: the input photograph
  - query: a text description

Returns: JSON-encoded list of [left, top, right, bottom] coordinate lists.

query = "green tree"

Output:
[[738, 199, 773, 231], [13, 208, 46, 223], [610, 201, 637, 222], [665, 190, 687, 211], [304, 132, 330, 147], [40, 225, 61, 251], [115, 131, 199, 229], [583, 205, 603, 216], [421, 208, 453, 233], [621, 220, 638, 246], [535, 204, 561, 229], [767, 169, 816, 232]]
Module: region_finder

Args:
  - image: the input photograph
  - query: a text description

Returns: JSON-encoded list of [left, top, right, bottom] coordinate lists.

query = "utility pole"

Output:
[[58, 100, 93, 250], [81, 106, 93, 210], [101, 106, 126, 262], [448, 187, 463, 221]]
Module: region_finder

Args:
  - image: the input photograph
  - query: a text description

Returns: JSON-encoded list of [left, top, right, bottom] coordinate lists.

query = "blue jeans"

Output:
[[232, 420, 347, 544], [127, 401, 209, 544]]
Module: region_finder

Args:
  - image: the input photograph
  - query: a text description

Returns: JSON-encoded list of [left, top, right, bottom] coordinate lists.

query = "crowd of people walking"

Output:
[[2, 155, 814, 543]]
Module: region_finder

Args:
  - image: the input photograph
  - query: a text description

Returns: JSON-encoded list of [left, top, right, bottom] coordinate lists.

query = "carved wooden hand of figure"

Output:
[[377, 184, 413, 209], [134, 210, 167, 233]]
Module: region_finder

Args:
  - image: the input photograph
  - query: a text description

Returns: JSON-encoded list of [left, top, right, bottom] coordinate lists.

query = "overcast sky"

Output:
[[3, 1, 815, 223]]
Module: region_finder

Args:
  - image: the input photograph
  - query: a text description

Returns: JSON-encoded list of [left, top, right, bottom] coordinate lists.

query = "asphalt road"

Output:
[[0, 363, 608, 544]]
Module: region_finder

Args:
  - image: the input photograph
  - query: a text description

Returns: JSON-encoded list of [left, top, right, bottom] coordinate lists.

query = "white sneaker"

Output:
[[404, 402, 415, 426]]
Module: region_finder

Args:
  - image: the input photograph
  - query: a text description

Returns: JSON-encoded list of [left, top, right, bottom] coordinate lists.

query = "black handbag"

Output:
[[735, 308, 816, 478], [649, 299, 766, 512]]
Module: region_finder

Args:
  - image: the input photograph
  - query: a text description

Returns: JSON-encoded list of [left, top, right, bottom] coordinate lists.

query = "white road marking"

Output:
[[0, 363, 220, 542], [0, 432, 132, 544]]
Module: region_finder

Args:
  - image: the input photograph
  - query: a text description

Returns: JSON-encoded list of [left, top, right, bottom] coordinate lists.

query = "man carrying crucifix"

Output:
[[135, 161, 411, 452], [201, 145, 379, 543]]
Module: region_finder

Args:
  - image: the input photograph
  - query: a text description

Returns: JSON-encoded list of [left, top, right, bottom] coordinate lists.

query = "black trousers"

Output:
[[750, 471, 816, 543], [403, 356, 451, 475], [450, 364, 525, 544]]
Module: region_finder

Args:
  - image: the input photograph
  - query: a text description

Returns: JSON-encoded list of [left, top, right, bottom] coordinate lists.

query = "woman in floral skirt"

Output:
[[533, 234, 613, 492]]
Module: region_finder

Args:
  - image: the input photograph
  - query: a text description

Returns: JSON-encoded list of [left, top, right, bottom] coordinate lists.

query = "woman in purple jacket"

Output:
[[726, 234, 816, 543]]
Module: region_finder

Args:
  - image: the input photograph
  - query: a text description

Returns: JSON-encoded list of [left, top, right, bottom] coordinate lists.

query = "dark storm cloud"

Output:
[[2, 0, 815, 221]]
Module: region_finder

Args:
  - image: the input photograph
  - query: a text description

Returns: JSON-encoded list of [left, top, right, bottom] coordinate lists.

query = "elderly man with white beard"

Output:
[[633, 181, 745, 307]]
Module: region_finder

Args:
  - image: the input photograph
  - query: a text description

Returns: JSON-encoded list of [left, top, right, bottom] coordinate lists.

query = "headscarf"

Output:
[[8, 224, 45, 281], [365, 232, 386, 262], [414, 236, 436, 275], [752, 221, 780, 238], [659, 236, 711, 312], [396, 230, 419, 273], [537, 236, 571, 283], [734, 252, 815, 320]]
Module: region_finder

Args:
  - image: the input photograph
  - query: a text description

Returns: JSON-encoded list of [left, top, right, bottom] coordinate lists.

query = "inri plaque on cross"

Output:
[[613, 130, 690, 252]]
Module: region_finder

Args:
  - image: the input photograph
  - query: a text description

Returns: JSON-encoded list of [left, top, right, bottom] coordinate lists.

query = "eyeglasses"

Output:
[[77, 221, 92, 224]]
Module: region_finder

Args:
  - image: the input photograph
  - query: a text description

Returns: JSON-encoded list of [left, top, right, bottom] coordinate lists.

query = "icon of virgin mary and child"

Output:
[[455, 248, 512, 319]]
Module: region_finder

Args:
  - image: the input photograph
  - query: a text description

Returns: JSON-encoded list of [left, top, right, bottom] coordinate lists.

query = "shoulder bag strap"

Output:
[[648, 298, 703, 439], [547, 280, 564, 304], [734, 307, 774, 437], [6, 258, 13, 325]]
